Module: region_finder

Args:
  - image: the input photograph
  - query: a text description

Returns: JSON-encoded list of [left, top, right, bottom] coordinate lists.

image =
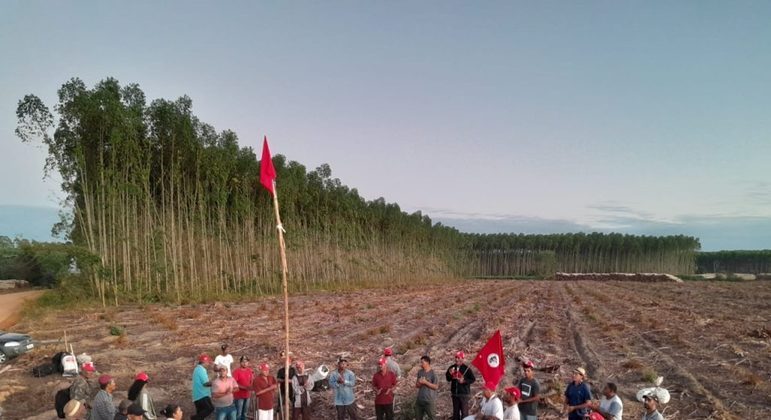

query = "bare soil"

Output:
[[0, 290, 45, 329], [1, 280, 769, 419]]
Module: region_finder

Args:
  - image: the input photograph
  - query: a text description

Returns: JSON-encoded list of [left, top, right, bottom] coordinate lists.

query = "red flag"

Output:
[[260, 136, 276, 196], [471, 330, 506, 389]]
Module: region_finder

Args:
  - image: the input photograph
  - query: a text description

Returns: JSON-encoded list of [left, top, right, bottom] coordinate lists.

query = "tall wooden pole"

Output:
[[272, 181, 291, 420]]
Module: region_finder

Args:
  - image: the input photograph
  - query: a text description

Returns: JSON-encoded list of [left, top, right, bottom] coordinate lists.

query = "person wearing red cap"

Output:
[[232, 356, 254, 420], [253, 363, 277, 420], [516, 361, 540, 420], [383, 348, 401, 378], [192, 354, 214, 420], [90, 374, 117, 420], [478, 383, 504, 420], [372, 357, 397, 420], [502, 387, 521, 420], [446, 350, 476, 420], [128, 371, 157, 419], [69, 362, 99, 412]]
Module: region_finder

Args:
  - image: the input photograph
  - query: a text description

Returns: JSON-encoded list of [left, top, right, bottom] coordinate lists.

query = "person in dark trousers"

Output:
[[191, 354, 214, 420], [415, 355, 439, 420], [445, 350, 475, 420], [563, 367, 591, 420], [372, 358, 397, 420]]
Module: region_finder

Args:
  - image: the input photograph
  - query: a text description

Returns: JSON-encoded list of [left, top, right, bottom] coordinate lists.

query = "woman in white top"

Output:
[[479, 383, 504, 420], [502, 386, 521, 420]]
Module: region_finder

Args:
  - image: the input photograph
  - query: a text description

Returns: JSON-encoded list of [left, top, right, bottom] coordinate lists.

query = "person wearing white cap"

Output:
[[563, 367, 592, 420], [211, 363, 239, 419], [642, 393, 664, 420], [478, 383, 504, 420], [446, 350, 475, 420]]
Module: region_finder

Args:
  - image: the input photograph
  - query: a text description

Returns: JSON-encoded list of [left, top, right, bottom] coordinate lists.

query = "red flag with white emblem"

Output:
[[471, 330, 506, 389]]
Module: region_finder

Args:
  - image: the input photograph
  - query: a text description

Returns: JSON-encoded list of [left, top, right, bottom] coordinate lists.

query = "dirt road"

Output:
[[0, 290, 44, 329]]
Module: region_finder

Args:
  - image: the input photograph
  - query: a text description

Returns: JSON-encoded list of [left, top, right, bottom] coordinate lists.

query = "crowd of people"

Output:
[[58, 345, 665, 420]]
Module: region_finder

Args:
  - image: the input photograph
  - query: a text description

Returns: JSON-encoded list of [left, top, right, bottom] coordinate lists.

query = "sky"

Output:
[[1, 1, 770, 250]]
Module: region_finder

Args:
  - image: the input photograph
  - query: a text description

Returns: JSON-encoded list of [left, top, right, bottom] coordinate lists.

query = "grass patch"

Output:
[[641, 367, 658, 383]]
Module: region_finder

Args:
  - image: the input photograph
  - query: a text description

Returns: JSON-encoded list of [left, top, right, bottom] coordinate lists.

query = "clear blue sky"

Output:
[[1, 1, 770, 250]]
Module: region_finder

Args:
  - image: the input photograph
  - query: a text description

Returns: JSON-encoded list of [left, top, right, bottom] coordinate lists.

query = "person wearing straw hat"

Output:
[[563, 367, 592, 420], [446, 350, 476, 420], [502, 387, 521, 420], [63, 399, 87, 420]]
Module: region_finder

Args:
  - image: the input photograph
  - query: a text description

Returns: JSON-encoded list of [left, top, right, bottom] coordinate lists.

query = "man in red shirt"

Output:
[[372, 358, 397, 420], [232, 356, 254, 420], [253, 363, 278, 420]]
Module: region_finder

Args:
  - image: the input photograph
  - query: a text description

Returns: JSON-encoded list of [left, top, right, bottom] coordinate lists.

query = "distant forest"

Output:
[[14, 77, 742, 305]]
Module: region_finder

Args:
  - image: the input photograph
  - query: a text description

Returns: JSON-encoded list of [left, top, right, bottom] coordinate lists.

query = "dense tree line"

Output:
[[16, 78, 702, 304], [0, 236, 74, 287], [467, 233, 700, 276], [696, 250, 771, 274]]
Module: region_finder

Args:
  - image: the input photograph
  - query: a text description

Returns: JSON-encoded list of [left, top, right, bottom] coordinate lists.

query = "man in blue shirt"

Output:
[[563, 367, 592, 420], [191, 353, 214, 420], [328, 359, 359, 420]]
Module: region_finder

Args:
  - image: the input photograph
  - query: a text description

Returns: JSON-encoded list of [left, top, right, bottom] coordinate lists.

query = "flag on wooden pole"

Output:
[[259, 135, 290, 419], [260, 136, 277, 195], [471, 330, 506, 389]]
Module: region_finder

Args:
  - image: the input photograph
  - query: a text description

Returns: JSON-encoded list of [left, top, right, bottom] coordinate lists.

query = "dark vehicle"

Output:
[[0, 331, 34, 363]]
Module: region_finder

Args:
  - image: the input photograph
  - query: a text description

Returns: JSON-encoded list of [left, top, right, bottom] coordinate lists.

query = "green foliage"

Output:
[[109, 325, 125, 336], [696, 250, 771, 274]]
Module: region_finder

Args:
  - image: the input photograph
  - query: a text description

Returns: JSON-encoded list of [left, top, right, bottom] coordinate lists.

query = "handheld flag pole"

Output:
[[259, 136, 291, 419]]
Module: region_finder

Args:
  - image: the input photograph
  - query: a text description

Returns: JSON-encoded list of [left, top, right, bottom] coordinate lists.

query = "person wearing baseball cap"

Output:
[[642, 393, 663, 420], [232, 356, 254, 420], [517, 360, 540, 420], [445, 350, 475, 420], [127, 372, 156, 419], [253, 363, 277, 420], [502, 387, 522, 420], [563, 367, 592, 420], [382, 348, 401, 378], [215, 343, 234, 377], [191, 354, 214, 420], [90, 375, 116, 420], [126, 402, 147, 420], [478, 382, 504, 419], [69, 361, 100, 413], [372, 357, 397, 420]]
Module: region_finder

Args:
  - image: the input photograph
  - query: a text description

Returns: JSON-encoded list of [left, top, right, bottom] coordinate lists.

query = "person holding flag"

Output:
[[446, 350, 476, 420], [502, 387, 521, 420]]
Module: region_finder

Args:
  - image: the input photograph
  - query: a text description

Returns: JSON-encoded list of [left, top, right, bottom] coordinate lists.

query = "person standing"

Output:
[[415, 355, 439, 420], [127, 372, 157, 420], [90, 375, 117, 420], [517, 361, 540, 420], [372, 357, 397, 420], [329, 359, 359, 420], [70, 362, 99, 411], [232, 356, 254, 420], [277, 352, 297, 418], [383, 348, 401, 378], [215, 344, 234, 377], [253, 363, 278, 420], [588, 382, 623, 420], [502, 387, 521, 420], [563, 367, 592, 420], [641, 394, 664, 420], [212, 364, 239, 420], [479, 383, 504, 420], [192, 354, 214, 420], [445, 350, 476, 420], [290, 361, 314, 420]]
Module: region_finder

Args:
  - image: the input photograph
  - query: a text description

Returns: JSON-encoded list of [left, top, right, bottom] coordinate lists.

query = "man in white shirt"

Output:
[[477, 383, 503, 420], [214, 344, 234, 377], [589, 382, 623, 420]]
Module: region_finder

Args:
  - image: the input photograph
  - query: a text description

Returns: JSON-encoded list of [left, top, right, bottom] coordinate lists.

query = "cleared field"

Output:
[[2, 280, 770, 419]]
